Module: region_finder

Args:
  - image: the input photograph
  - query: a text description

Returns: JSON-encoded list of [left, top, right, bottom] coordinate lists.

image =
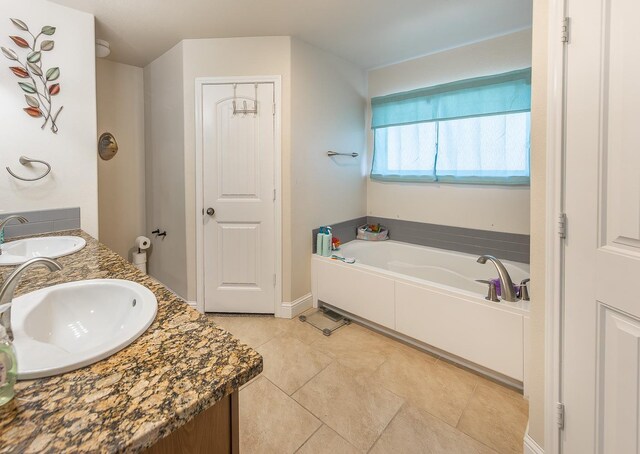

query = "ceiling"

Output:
[[49, 0, 532, 69]]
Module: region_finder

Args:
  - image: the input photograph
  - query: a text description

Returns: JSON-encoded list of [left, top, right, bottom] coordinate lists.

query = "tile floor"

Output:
[[210, 310, 528, 454]]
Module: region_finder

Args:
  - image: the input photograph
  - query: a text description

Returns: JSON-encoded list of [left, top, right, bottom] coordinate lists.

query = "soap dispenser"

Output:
[[0, 314, 17, 406]]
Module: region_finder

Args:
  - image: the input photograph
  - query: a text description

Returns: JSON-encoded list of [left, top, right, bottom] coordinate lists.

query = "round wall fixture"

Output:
[[98, 132, 118, 161], [95, 39, 111, 58]]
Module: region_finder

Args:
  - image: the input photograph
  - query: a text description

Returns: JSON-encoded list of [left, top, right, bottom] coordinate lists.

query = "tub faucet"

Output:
[[0, 215, 28, 255], [519, 278, 530, 301], [476, 255, 517, 302], [0, 257, 62, 340]]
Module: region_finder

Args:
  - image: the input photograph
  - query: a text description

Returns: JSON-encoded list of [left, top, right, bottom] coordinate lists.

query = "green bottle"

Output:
[[0, 322, 17, 406]]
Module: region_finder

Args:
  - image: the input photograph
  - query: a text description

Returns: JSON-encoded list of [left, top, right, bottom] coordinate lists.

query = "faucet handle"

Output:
[[519, 278, 531, 301], [476, 279, 500, 302]]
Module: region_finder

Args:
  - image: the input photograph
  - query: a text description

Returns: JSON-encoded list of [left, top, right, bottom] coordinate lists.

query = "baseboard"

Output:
[[280, 293, 313, 319], [186, 300, 198, 309], [523, 429, 544, 454]]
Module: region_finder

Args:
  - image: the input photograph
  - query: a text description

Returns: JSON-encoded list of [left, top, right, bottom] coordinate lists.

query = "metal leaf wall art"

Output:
[[1, 18, 62, 133]]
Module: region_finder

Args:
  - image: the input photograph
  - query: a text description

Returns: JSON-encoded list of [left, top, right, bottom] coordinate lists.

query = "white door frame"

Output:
[[194, 76, 283, 316], [544, 0, 567, 453]]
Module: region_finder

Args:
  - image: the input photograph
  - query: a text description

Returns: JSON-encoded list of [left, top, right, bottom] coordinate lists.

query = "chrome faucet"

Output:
[[0, 215, 28, 255], [476, 255, 518, 302], [519, 278, 530, 301], [0, 257, 62, 340]]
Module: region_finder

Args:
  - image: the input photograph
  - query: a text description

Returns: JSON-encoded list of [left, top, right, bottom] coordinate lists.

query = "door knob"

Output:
[[206, 207, 215, 216]]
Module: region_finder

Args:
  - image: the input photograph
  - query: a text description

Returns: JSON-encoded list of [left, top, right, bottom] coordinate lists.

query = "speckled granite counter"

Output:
[[0, 230, 263, 453]]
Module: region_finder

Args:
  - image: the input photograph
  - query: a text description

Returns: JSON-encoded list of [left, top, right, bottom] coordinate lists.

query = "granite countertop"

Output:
[[0, 230, 263, 453]]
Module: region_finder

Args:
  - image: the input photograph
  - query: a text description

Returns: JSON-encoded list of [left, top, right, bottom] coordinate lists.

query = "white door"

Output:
[[563, 0, 640, 452], [202, 82, 276, 313]]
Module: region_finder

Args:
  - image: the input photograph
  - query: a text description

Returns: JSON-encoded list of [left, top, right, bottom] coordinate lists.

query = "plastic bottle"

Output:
[[316, 229, 325, 256], [323, 227, 332, 257], [0, 322, 17, 406]]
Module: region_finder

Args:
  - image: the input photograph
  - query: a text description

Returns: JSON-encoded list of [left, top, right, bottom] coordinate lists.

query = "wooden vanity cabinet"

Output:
[[145, 391, 239, 454]]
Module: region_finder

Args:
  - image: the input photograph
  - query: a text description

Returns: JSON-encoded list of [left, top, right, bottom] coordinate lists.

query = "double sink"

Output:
[[1, 235, 158, 379]]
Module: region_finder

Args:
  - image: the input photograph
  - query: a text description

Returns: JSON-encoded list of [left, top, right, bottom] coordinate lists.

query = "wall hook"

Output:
[[152, 229, 167, 238], [232, 83, 258, 116]]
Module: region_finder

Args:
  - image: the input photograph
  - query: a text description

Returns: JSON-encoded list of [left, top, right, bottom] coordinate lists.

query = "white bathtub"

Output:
[[311, 240, 530, 384]]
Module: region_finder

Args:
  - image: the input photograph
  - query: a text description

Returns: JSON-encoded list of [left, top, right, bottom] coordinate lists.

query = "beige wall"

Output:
[[144, 43, 188, 297], [144, 37, 292, 301], [0, 0, 98, 236], [96, 60, 146, 261], [290, 38, 367, 299], [367, 30, 532, 235], [180, 36, 292, 302], [528, 0, 548, 445], [144, 36, 366, 304]]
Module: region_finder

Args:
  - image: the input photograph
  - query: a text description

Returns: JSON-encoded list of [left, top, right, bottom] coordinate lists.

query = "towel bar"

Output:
[[6, 156, 51, 182], [327, 151, 359, 158]]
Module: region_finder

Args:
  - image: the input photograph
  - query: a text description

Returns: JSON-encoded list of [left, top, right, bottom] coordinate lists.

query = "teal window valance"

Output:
[[370, 68, 532, 185], [371, 68, 532, 130]]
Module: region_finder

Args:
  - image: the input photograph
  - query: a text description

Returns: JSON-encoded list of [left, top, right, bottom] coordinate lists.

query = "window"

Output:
[[371, 69, 531, 185]]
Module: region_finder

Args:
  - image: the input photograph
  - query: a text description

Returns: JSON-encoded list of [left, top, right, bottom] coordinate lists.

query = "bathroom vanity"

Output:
[[0, 231, 262, 453]]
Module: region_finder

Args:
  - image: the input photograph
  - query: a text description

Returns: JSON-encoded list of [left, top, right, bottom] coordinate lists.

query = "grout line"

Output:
[[289, 361, 338, 413], [250, 376, 325, 453], [261, 374, 291, 396], [238, 314, 518, 453], [288, 358, 334, 397], [457, 416, 501, 454], [371, 358, 387, 376], [366, 401, 405, 453], [372, 355, 472, 432], [293, 423, 323, 453], [261, 375, 323, 426], [307, 341, 338, 360], [454, 383, 478, 428], [372, 363, 459, 431]]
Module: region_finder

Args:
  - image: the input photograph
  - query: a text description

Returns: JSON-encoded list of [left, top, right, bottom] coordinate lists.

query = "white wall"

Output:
[[0, 0, 97, 236], [290, 38, 367, 299], [367, 30, 532, 235], [96, 60, 145, 260], [144, 43, 187, 297]]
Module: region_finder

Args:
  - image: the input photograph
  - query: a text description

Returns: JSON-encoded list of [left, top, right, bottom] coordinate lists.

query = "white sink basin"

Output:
[[0, 236, 86, 266], [11, 279, 158, 379]]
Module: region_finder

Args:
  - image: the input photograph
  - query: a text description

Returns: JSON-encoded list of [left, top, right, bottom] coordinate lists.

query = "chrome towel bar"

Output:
[[6, 156, 51, 182], [327, 151, 359, 158]]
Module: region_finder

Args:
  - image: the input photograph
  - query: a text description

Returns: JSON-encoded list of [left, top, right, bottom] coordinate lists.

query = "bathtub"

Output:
[[311, 240, 530, 385]]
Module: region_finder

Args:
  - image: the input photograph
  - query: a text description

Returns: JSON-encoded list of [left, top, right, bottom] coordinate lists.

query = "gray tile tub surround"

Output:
[[312, 216, 367, 253], [312, 216, 530, 263], [367, 216, 530, 264], [1, 207, 81, 239]]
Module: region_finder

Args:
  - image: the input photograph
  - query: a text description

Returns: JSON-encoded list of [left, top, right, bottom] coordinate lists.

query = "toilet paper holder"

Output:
[[135, 236, 151, 251]]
